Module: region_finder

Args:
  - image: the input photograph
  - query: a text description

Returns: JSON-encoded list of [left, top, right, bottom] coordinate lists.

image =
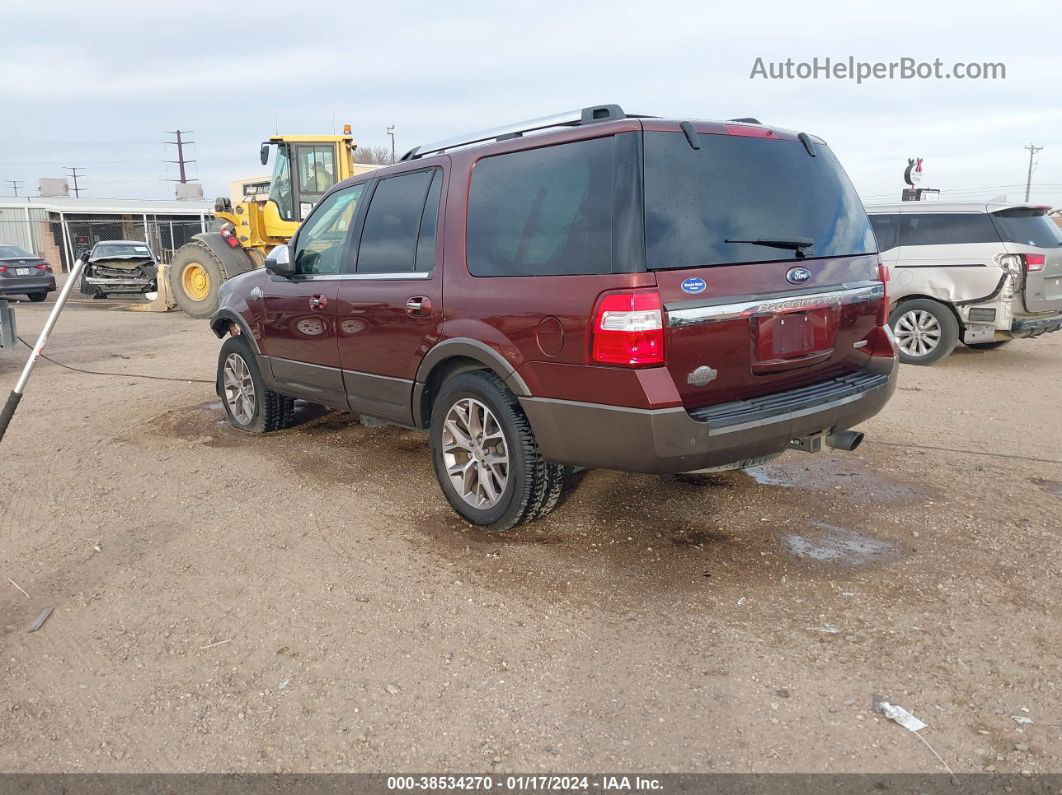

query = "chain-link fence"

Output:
[[0, 214, 212, 272]]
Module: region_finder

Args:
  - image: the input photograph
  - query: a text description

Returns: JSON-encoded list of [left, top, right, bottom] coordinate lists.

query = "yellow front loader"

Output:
[[162, 129, 362, 318]]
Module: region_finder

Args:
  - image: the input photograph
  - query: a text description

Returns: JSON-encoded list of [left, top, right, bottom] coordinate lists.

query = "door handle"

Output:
[[406, 296, 432, 317], [308, 294, 327, 311]]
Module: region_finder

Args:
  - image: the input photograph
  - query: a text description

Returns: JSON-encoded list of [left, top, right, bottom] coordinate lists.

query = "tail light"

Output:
[[220, 223, 240, 249], [876, 260, 890, 326], [0, 266, 7, 273], [590, 289, 664, 367], [1022, 253, 1046, 272], [35, 263, 52, 272]]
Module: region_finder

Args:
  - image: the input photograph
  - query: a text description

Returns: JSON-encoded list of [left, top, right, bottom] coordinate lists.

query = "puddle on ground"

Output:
[[782, 521, 903, 566], [742, 460, 928, 502], [1033, 478, 1062, 497]]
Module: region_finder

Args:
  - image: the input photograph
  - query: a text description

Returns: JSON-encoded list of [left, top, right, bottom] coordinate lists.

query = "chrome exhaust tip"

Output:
[[826, 429, 864, 452]]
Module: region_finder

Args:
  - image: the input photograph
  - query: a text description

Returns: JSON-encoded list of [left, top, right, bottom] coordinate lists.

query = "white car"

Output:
[[867, 201, 1062, 364]]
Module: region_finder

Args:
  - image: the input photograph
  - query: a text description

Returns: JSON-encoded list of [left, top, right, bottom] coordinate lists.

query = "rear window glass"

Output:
[[357, 170, 436, 274], [467, 137, 614, 277], [643, 132, 875, 269], [990, 209, 1062, 248], [899, 214, 1000, 246], [0, 245, 32, 258]]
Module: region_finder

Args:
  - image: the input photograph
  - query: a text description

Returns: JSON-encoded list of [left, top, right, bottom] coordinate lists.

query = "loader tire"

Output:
[[169, 242, 226, 319]]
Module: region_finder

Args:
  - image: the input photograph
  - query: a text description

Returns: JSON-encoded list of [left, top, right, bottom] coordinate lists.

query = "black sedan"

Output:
[[0, 245, 56, 302]]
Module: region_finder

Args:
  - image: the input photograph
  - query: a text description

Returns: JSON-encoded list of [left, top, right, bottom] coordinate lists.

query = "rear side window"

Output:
[[357, 169, 437, 274], [467, 137, 614, 276], [990, 208, 1062, 248], [869, 215, 899, 251], [643, 131, 875, 269], [899, 214, 1000, 246]]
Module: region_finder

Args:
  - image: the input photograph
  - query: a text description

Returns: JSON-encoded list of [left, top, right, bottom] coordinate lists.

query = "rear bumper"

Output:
[[520, 358, 897, 474], [0, 277, 55, 296], [1011, 312, 1062, 337]]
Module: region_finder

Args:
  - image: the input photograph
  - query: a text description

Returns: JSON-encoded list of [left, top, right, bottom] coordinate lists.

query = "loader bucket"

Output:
[[128, 262, 177, 312]]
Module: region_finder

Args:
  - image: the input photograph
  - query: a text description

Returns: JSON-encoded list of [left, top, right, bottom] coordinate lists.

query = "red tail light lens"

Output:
[[35, 263, 52, 272], [723, 124, 776, 139], [876, 260, 890, 326], [1023, 253, 1046, 272], [220, 224, 240, 248], [591, 290, 664, 367], [0, 266, 7, 273]]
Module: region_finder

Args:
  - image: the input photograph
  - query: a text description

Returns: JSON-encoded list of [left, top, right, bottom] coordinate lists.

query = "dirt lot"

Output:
[[1, 286, 1060, 774]]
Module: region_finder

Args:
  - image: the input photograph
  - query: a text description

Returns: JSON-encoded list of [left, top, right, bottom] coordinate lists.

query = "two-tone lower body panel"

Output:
[[520, 358, 897, 474]]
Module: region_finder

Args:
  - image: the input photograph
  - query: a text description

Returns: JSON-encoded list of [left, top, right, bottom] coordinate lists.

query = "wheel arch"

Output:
[[186, 233, 256, 280], [891, 293, 965, 330], [412, 339, 531, 429], [210, 309, 262, 354]]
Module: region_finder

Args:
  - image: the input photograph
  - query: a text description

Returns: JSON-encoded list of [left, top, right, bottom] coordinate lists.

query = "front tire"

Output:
[[170, 242, 228, 319], [889, 299, 959, 365], [430, 371, 565, 531], [217, 335, 296, 433]]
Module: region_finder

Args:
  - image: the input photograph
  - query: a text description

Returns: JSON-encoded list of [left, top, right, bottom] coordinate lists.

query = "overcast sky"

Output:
[[1, 0, 1059, 208]]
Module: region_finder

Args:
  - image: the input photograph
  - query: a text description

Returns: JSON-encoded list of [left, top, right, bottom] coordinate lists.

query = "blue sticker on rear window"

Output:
[[681, 277, 706, 294]]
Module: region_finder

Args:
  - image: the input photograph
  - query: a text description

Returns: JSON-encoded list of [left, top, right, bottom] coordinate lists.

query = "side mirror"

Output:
[[264, 244, 295, 276], [260, 143, 270, 166], [77, 249, 91, 262]]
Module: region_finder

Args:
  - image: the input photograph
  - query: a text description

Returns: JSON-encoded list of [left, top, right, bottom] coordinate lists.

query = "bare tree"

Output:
[[353, 145, 393, 165]]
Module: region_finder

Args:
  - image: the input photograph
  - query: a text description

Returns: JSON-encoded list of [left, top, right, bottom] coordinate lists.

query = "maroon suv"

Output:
[[211, 104, 897, 530]]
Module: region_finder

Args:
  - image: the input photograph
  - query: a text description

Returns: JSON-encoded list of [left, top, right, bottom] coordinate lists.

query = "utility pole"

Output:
[[6, 180, 23, 197], [63, 167, 84, 198], [1024, 143, 1043, 203], [387, 125, 396, 164], [165, 130, 197, 184]]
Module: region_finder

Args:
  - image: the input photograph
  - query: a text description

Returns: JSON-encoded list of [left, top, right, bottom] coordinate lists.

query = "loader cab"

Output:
[[263, 140, 339, 223]]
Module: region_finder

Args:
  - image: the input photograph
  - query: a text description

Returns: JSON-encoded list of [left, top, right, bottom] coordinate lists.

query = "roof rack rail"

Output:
[[400, 104, 627, 161], [727, 117, 762, 124]]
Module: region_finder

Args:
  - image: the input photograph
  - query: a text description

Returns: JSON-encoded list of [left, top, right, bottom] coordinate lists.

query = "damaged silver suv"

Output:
[[868, 201, 1062, 364]]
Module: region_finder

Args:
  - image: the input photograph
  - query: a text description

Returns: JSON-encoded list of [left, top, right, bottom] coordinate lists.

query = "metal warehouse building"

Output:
[[0, 197, 214, 272]]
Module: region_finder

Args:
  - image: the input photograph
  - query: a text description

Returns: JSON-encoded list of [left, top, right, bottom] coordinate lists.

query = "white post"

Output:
[[142, 212, 149, 248], [23, 205, 32, 254], [199, 213, 206, 233], [59, 211, 74, 273]]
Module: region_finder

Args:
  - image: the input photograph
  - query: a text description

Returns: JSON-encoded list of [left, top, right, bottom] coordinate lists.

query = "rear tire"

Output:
[[430, 370, 564, 531], [170, 242, 228, 319], [889, 299, 959, 365], [966, 339, 1011, 350], [217, 335, 296, 433], [26, 292, 47, 302]]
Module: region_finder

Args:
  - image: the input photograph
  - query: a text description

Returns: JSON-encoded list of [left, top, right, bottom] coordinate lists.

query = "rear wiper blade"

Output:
[[724, 237, 814, 252]]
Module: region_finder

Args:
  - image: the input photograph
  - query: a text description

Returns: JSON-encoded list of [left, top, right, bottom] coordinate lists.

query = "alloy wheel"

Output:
[[223, 353, 256, 425], [894, 309, 942, 358], [441, 398, 510, 509]]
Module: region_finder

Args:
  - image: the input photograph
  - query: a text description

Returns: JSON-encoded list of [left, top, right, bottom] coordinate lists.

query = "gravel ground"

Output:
[[1, 287, 1060, 774]]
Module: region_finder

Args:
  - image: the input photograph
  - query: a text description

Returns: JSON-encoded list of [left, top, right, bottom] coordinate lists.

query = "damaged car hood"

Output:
[[87, 254, 156, 270]]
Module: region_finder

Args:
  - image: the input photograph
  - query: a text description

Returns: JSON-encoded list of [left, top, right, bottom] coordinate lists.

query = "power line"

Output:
[[63, 166, 85, 197], [164, 130, 197, 184], [1024, 143, 1043, 203], [6, 180, 23, 197]]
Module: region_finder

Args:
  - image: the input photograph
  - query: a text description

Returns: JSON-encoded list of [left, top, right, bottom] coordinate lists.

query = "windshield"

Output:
[[92, 243, 153, 258], [643, 131, 876, 269], [0, 245, 32, 258], [268, 144, 294, 221], [990, 208, 1062, 248]]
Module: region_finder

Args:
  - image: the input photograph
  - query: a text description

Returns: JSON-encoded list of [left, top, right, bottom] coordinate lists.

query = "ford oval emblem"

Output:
[[786, 267, 812, 285], [681, 277, 707, 294]]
